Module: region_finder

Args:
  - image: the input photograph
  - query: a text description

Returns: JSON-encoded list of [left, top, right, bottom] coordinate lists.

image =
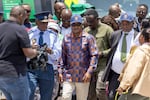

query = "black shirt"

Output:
[[0, 20, 31, 77]]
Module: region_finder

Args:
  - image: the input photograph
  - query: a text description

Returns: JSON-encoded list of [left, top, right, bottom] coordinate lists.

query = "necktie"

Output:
[[39, 31, 44, 46], [121, 33, 128, 62]]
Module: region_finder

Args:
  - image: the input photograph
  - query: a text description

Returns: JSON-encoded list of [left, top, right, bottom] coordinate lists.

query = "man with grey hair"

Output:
[[102, 13, 138, 100], [28, 11, 61, 100]]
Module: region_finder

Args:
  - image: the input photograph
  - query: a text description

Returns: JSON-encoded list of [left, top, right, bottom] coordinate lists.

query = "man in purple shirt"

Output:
[[58, 14, 99, 100]]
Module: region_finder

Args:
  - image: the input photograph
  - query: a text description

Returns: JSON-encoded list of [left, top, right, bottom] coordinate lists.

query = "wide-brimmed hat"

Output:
[[71, 4, 86, 15]]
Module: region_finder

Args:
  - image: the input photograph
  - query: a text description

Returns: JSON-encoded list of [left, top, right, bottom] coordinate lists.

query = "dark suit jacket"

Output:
[[101, 29, 138, 82]]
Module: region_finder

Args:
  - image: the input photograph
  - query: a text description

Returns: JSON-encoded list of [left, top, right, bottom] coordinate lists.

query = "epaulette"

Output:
[[28, 26, 38, 35], [28, 29, 34, 35]]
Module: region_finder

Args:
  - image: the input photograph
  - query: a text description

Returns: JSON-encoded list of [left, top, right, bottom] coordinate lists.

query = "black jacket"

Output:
[[101, 29, 138, 82]]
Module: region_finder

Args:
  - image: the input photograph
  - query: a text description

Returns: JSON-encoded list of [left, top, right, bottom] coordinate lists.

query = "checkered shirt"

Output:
[[58, 32, 99, 82]]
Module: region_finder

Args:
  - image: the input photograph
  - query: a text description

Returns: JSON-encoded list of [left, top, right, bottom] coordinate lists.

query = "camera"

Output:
[[28, 43, 48, 71]]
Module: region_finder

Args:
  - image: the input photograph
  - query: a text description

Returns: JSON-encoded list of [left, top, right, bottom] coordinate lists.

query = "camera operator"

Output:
[[28, 11, 61, 100]]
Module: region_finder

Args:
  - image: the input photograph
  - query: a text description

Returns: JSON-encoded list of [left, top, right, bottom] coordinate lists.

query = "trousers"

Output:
[[62, 81, 89, 100], [28, 64, 54, 100], [107, 70, 120, 100], [0, 74, 30, 100]]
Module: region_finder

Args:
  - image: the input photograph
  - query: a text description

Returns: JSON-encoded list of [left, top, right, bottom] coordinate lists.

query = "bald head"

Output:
[[61, 9, 72, 28], [22, 4, 31, 22], [54, 2, 66, 20], [109, 5, 121, 18], [10, 5, 26, 17], [54, 2, 66, 9], [10, 5, 27, 25], [22, 4, 31, 10], [61, 9, 72, 19], [114, 3, 120, 8]]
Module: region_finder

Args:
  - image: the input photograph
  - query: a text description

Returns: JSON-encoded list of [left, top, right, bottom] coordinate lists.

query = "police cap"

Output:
[[34, 11, 50, 22]]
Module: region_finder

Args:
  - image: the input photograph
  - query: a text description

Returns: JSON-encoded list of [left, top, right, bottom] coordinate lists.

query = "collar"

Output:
[[122, 28, 134, 36], [70, 31, 88, 38], [62, 26, 71, 30]]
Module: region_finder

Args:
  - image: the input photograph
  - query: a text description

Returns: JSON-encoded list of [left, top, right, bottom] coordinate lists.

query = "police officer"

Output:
[[28, 11, 61, 100]]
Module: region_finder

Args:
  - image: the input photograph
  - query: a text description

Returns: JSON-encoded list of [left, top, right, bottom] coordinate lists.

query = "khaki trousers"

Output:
[[62, 81, 89, 100]]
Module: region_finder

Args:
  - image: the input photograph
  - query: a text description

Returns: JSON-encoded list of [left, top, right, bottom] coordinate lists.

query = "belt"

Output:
[[47, 63, 53, 66]]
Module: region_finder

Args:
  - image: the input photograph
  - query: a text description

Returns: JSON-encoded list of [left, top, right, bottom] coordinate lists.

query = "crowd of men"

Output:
[[0, 1, 150, 100]]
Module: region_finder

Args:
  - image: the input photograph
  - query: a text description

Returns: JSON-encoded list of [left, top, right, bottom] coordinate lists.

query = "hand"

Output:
[[46, 48, 53, 54], [99, 51, 104, 57], [31, 44, 39, 49], [58, 73, 63, 83], [116, 87, 124, 95], [82, 72, 91, 82]]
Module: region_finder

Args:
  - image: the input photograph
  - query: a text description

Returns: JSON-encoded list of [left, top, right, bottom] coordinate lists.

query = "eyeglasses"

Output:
[[137, 10, 147, 15]]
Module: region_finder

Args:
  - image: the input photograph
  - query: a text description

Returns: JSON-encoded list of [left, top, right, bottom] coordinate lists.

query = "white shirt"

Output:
[[28, 26, 61, 66], [133, 32, 141, 46], [61, 26, 71, 36], [111, 29, 135, 74]]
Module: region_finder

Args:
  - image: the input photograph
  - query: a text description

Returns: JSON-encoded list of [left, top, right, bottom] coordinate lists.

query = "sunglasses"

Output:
[[25, 9, 31, 13]]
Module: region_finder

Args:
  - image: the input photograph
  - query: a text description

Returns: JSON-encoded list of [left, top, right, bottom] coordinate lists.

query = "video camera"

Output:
[[28, 43, 48, 71]]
